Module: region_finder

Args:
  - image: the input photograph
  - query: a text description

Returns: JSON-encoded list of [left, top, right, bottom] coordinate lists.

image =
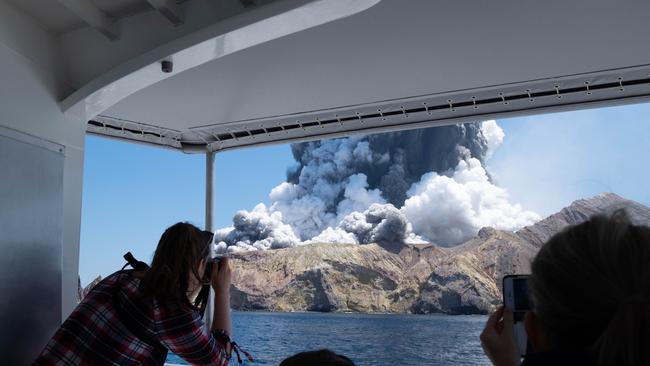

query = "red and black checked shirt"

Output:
[[34, 271, 229, 366]]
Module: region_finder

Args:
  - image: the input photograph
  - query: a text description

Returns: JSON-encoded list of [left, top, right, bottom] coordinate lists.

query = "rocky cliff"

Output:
[[77, 276, 102, 302], [229, 193, 650, 314], [516, 192, 650, 247]]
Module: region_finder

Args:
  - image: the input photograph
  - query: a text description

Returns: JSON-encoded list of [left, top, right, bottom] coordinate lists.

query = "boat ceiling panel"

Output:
[[90, 0, 152, 17], [98, 0, 650, 152], [6, 0, 184, 36], [6, 0, 85, 34]]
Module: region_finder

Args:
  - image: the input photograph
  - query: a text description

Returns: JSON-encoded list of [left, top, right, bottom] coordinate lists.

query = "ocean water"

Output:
[[167, 311, 490, 366]]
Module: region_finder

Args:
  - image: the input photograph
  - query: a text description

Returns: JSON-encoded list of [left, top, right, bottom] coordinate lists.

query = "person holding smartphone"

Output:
[[34, 222, 235, 365], [480, 212, 650, 366]]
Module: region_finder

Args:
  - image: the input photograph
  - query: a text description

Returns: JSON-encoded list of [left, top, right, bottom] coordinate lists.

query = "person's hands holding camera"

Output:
[[480, 306, 519, 366], [211, 258, 233, 293]]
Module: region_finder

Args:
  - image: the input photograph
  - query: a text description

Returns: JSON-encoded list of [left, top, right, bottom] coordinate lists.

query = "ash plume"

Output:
[[307, 203, 408, 247], [287, 123, 489, 207], [213, 204, 301, 252], [214, 121, 539, 253]]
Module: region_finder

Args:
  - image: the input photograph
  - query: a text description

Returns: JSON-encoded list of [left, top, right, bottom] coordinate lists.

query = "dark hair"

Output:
[[530, 211, 650, 365], [140, 222, 212, 305], [279, 349, 355, 366]]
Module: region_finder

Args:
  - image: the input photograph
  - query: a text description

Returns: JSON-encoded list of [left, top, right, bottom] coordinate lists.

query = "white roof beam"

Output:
[[61, 0, 382, 120], [57, 0, 118, 40], [147, 0, 184, 26]]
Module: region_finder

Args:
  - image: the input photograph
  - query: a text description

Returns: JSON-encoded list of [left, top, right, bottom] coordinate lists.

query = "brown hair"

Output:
[[530, 211, 650, 365], [140, 222, 212, 305]]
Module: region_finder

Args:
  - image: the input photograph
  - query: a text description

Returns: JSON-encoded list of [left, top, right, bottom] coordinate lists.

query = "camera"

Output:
[[161, 60, 173, 73], [202, 257, 223, 284]]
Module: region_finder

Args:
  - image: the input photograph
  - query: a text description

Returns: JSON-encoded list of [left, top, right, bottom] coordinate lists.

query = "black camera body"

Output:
[[202, 257, 223, 284]]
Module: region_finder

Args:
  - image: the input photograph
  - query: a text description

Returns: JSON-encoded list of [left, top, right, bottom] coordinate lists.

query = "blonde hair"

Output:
[[530, 211, 650, 365]]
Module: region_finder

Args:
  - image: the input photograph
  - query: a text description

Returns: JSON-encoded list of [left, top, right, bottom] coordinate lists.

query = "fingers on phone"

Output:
[[486, 306, 504, 328], [502, 307, 514, 323], [501, 307, 515, 336]]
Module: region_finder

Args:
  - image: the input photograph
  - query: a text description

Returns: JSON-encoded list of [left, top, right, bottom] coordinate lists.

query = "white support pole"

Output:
[[204, 151, 215, 332], [205, 151, 214, 232]]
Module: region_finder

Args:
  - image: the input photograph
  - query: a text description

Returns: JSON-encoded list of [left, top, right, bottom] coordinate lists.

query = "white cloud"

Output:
[[306, 227, 359, 244], [481, 120, 504, 160], [402, 157, 540, 246], [336, 174, 386, 221]]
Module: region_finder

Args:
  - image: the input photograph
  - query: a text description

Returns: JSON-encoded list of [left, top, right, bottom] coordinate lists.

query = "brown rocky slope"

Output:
[[229, 193, 649, 314]]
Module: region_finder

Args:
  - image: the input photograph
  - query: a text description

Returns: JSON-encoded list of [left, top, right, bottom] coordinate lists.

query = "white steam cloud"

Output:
[[402, 151, 539, 246], [481, 120, 505, 159], [215, 120, 539, 252]]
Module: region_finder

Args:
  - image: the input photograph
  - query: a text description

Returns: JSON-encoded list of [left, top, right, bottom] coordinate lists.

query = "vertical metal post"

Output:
[[204, 151, 215, 332], [205, 151, 215, 232]]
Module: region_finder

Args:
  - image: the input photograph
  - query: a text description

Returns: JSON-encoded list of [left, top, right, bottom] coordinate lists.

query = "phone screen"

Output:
[[503, 275, 531, 357], [513, 278, 530, 311]]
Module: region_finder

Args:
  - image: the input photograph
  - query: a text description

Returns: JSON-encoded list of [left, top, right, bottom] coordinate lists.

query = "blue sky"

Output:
[[488, 104, 650, 215], [79, 103, 650, 285], [80, 139, 295, 284]]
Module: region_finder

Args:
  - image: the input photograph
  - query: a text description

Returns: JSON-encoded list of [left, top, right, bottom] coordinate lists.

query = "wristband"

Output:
[[213, 329, 254, 364]]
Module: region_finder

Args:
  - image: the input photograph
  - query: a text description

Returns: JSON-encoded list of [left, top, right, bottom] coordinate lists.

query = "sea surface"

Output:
[[167, 311, 490, 366]]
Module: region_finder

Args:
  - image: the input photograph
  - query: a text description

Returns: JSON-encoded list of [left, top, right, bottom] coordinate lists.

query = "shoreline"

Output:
[[231, 309, 490, 317]]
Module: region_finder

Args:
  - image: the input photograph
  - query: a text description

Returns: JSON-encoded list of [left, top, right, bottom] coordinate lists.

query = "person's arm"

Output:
[[155, 304, 229, 366], [153, 259, 234, 366], [211, 258, 233, 336]]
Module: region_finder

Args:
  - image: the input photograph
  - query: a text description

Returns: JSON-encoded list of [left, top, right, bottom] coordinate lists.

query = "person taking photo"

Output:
[[34, 222, 236, 366]]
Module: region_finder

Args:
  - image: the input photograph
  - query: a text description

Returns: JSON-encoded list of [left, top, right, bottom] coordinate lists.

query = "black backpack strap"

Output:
[[123, 252, 149, 271], [112, 253, 167, 354]]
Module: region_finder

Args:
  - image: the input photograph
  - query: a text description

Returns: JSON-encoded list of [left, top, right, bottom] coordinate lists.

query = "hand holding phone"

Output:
[[480, 306, 520, 366], [502, 275, 532, 357]]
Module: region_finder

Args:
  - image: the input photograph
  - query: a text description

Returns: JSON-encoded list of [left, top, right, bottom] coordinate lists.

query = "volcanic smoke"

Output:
[[214, 120, 538, 253]]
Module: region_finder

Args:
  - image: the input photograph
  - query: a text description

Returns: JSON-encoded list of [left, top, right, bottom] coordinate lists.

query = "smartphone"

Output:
[[502, 274, 531, 357]]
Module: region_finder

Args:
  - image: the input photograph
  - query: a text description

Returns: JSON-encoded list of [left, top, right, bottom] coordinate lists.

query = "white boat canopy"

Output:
[[69, 0, 650, 152], [7, 0, 650, 152], [2, 0, 650, 363]]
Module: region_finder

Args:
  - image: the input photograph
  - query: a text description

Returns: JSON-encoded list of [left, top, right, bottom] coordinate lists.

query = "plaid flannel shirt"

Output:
[[34, 271, 229, 366]]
